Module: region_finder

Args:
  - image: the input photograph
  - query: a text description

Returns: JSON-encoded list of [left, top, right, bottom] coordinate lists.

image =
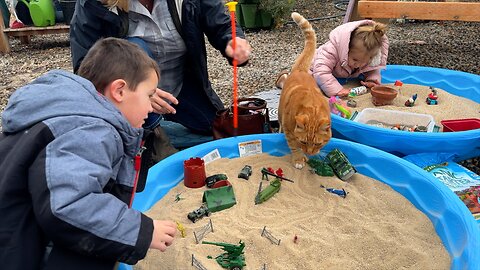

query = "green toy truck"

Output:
[[187, 204, 211, 223]]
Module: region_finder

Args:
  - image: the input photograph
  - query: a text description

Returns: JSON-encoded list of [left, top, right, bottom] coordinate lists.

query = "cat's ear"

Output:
[[321, 123, 331, 132], [295, 114, 308, 130]]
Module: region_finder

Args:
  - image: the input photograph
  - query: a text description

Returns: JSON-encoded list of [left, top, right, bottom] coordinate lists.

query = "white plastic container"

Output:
[[354, 108, 436, 132]]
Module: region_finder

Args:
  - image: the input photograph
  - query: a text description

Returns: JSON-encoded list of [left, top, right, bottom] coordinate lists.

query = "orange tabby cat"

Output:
[[278, 12, 332, 169]]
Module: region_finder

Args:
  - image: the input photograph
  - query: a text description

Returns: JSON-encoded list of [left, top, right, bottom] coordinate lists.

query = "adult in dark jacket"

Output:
[[70, 0, 251, 135], [70, 0, 129, 73]]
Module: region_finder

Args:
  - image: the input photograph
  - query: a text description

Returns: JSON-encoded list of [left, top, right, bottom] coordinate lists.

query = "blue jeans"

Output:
[[337, 74, 366, 85]]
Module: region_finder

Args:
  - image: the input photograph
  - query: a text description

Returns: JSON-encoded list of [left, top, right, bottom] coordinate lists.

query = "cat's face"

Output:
[[294, 114, 331, 155]]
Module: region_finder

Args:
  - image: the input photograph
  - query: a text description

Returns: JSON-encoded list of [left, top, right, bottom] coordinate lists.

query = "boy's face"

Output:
[[119, 69, 158, 128]]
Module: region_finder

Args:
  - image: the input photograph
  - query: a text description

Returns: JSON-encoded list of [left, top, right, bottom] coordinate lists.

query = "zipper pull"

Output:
[[134, 146, 146, 171]]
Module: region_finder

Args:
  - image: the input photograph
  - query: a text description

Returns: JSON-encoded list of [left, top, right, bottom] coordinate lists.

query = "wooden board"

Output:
[[358, 1, 480, 22], [1, 23, 70, 53]]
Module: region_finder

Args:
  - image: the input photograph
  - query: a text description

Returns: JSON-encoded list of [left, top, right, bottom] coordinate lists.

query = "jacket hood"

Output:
[[329, 20, 388, 68], [2, 70, 142, 140]]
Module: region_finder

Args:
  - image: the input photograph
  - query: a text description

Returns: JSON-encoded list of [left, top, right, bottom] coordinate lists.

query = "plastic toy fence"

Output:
[[331, 65, 480, 158], [120, 134, 480, 270]]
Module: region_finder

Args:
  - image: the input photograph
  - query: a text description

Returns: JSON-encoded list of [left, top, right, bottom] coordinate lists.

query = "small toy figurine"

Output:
[[405, 93, 417, 107], [321, 185, 348, 198], [275, 168, 284, 177], [175, 221, 186, 238], [426, 87, 438, 105], [328, 96, 352, 119], [174, 192, 184, 203], [326, 188, 348, 198], [394, 80, 403, 94], [261, 168, 294, 182]]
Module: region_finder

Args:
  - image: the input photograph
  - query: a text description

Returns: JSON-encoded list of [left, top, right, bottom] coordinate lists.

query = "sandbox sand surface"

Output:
[[342, 82, 479, 127], [135, 153, 450, 270]]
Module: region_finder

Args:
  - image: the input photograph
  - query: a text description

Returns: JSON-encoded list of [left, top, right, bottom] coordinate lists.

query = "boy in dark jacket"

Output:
[[0, 38, 177, 270]]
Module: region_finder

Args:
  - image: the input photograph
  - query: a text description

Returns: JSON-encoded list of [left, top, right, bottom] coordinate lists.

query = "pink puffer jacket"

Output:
[[310, 20, 389, 97]]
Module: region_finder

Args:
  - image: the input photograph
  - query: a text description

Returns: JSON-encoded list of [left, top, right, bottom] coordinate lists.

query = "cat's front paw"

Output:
[[294, 162, 305, 169], [291, 150, 306, 169], [292, 156, 306, 169]]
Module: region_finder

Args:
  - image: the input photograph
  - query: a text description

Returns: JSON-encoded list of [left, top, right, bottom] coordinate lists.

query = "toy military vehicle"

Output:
[[307, 158, 334, 176], [238, 165, 252, 180], [187, 204, 211, 223], [205, 174, 228, 188], [255, 179, 281, 205], [326, 148, 356, 181], [202, 240, 246, 270]]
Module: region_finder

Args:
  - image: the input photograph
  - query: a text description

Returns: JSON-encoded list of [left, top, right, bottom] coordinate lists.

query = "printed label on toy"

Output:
[[203, 149, 221, 164], [238, 140, 262, 157]]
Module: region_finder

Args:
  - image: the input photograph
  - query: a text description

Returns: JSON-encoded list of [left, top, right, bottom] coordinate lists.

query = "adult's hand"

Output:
[[151, 88, 178, 114], [225, 37, 251, 65]]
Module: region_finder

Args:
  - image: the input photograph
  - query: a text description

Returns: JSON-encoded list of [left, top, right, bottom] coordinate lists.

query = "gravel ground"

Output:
[[1, 0, 479, 117]]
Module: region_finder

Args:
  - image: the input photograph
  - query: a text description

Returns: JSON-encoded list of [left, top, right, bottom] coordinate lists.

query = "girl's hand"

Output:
[[361, 80, 380, 89], [336, 88, 350, 97], [149, 220, 177, 251]]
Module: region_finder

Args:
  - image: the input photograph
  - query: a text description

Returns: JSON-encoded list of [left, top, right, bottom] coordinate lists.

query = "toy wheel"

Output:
[[206, 211, 211, 217], [230, 267, 241, 270]]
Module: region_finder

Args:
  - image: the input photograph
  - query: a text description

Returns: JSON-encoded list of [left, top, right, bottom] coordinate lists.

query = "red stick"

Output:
[[230, 10, 238, 130]]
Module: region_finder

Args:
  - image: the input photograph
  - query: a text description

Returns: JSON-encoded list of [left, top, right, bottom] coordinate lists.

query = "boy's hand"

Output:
[[361, 80, 380, 89], [150, 220, 177, 251], [225, 37, 251, 65], [336, 88, 350, 97], [151, 88, 178, 115]]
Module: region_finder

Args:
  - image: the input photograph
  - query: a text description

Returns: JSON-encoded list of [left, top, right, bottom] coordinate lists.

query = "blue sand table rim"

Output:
[[123, 134, 480, 270], [332, 65, 480, 157]]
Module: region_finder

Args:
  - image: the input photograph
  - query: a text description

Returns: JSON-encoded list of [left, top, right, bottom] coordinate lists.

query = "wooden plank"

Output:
[[0, 8, 10, 53], [4, 24, 70, 37], [358, 1, 480, 22]]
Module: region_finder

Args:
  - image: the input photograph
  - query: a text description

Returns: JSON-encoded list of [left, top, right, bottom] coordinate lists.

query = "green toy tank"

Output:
[[202, 241, 246, 270], [326, 148, 356, 181]]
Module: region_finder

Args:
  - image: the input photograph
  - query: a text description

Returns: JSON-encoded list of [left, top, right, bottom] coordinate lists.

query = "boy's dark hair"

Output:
[[78, 37, 160, 93]]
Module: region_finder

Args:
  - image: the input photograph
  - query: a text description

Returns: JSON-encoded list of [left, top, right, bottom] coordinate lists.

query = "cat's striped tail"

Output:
[[291, 12, 317, 73]]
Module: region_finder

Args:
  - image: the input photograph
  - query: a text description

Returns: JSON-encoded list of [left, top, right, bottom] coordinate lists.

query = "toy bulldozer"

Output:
[[202, 240, 246, 270]]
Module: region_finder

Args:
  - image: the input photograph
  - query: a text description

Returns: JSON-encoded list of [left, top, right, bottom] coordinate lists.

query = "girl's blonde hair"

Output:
[[350, 22, 387, 52]]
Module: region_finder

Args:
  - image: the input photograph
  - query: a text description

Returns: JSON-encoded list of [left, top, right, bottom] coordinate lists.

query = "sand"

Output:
[[341, 81, 480, 128], [134, 153, 450, 270]]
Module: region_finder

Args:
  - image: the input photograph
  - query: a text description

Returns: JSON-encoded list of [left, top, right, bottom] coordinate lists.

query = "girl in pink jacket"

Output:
[[311, 20, 389, 97]]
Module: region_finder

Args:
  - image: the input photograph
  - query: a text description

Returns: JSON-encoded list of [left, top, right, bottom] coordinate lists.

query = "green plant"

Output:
[[258, 0, 295, 27]]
